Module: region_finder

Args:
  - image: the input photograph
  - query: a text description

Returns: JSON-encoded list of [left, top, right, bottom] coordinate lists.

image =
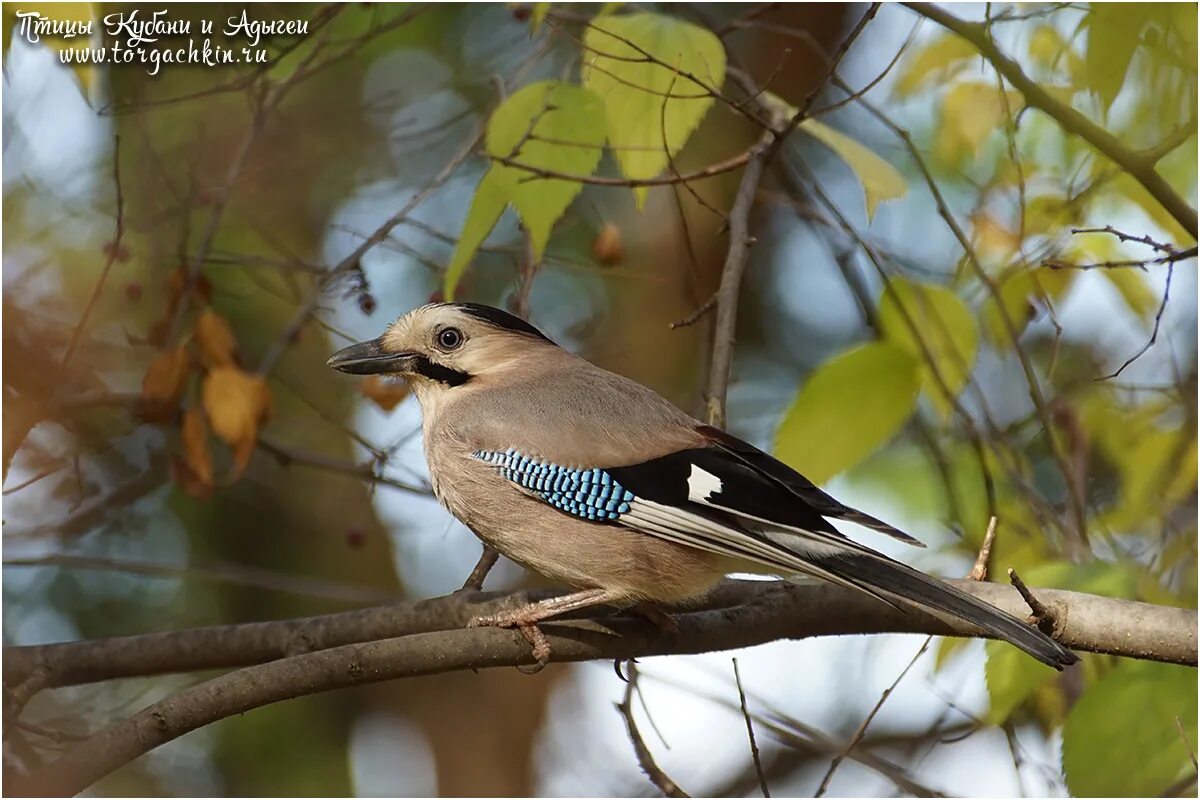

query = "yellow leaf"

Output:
[[894, 33, 977, 97], [982, 268, 1075, 346], [1028, 24, 1085, 81], [359, 375, 410, 412], [582, 12, 726, 208], [201, 366, 271, 478], [936, 82, 1024, 165], [799, 119, 907, 221], [140, 346, 191, 420], [878, 280, 978, 421], [195, 309, 238, 368], [180, 409, 213, 487]]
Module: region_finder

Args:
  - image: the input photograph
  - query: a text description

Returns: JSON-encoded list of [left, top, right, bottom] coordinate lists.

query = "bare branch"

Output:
[[904, 2, 1198, 238], [732, 658, 770, 798], [704, 130, 775, 427], [11, 578, 1193, 796], [617, 663, 690, 798]]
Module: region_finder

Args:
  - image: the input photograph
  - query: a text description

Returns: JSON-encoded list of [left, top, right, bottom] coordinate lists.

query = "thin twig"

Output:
[[1178, 716, 1198, 769], [969, 517, 999, 582], [732, 658, 770, 797], [704, 130, 775, 427], [616, 662, 690, 798], [257, 119, 485, 375], [1098, 261, 1176, 381], [58, 135, 124, 381], [905, 2, 1197, 238], [1007, 568, 1053, 623], [815, 638, 931, 796]]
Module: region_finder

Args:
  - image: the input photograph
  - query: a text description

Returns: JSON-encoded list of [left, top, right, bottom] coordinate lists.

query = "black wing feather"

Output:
[[696, 424, 925, 547]]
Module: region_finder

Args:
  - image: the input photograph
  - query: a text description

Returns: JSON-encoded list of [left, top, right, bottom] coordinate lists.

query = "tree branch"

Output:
[[704, 130, 775, 427], [6, 578, 1196, 794], [904, 2, 1197, 239]]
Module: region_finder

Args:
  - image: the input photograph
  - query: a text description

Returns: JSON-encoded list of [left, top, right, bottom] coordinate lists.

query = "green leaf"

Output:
[[1063, 660, 1197, 797], [1084, 4, 1153, 112], [798, 119, 906, 221], [894, 33, 978, 97], [981, 268, 1074, 347], [985, 640, 1056, 724], [443, 80, 606, 299], [582, 12, 725, 207], [443, 171, 508, 301], [774, 342, 920, 484], [878, 279, 977, 420], [530, 3, 550, 31]]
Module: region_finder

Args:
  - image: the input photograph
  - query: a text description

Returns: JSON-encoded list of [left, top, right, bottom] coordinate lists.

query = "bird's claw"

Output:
[[468, 612, 552, 673]]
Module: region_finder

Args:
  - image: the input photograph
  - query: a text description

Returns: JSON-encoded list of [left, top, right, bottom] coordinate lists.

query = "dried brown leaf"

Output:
[[195, 309, 238, 368], [201, 366, 271, 480], [180, 408, 213, 487], [171, 455, 214, 500], [359, 375, 410, 412], [139, 346, 191, 421]]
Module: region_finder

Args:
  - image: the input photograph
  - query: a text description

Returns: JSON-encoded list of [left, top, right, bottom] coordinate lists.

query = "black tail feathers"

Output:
[[817, 551, 1079, 670]]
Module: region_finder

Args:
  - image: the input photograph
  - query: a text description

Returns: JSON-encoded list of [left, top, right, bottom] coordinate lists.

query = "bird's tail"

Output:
[[807, 550, 1079, 670]]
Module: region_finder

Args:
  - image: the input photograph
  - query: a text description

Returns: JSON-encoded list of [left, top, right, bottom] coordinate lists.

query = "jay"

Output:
[[329, 302, 1077, 670]]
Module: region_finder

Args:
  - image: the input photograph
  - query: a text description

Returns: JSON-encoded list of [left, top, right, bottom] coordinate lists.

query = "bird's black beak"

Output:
[[326, 338, 417, 375]]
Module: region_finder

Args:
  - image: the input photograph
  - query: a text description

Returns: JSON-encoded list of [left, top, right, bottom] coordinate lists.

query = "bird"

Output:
[[327, 302, 1078, 671]]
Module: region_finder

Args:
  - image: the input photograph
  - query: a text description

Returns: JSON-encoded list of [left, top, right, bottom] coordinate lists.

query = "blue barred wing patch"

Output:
[[472, 449, 633, 522]]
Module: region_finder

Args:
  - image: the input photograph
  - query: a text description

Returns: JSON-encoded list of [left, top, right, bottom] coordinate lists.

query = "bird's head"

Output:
[[326, 302, 557, 392]]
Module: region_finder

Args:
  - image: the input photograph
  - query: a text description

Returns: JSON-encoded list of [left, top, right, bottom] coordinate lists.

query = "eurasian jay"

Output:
[[328, 302, 1077, 670]]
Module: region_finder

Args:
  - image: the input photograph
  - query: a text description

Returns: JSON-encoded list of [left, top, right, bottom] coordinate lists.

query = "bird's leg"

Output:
[[632, 601, 679, 635], [468, 587, 625, 671], [459, 545, 500, 592]]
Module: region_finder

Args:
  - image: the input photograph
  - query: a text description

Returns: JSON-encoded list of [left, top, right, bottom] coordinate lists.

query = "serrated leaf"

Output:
[[582, 12, 725, 207], [444, 80, 605, 299], [894, 33, 978, 97], [878, 279, 977, 419], [799, 119, 906, 221], [774, 342, 920, 484], [1062, 660, 1197, 796]]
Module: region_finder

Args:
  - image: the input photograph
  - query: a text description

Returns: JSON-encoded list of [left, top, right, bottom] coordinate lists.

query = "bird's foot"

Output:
[[633, 602, 679, 635], [468, 608, 552, 673]]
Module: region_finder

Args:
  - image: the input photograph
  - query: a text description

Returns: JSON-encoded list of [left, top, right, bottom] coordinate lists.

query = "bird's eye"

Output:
[[437, 327, 464, 351]]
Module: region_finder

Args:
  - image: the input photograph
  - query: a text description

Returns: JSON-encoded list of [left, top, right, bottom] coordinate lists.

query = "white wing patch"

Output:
[[686, 464, 723, 502]]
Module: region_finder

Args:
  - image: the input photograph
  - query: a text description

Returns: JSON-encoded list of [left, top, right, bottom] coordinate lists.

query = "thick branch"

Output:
[[8, 580, 1194, 795], [905, 2, 1197, 239]]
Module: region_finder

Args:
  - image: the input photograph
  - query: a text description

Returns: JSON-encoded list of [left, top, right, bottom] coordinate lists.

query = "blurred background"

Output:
[[2, 3, 1196, 796]]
